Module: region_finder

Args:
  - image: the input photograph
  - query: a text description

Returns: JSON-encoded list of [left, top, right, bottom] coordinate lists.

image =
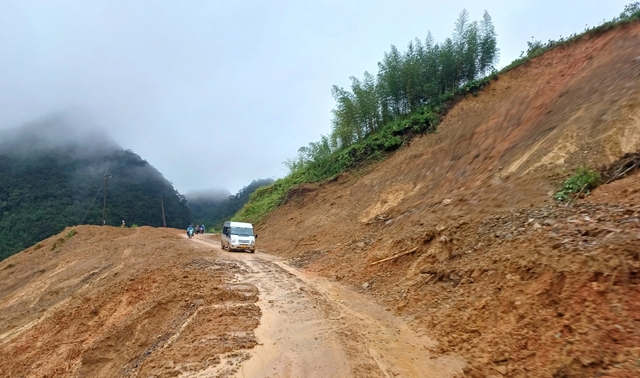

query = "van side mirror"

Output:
[[254, 234, 258, 239]]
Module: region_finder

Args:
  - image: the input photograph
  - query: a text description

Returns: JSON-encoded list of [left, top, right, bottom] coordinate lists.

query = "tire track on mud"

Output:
[[193, 236, 467, 377]]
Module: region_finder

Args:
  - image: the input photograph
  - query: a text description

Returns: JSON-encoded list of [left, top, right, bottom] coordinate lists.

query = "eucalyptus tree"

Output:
[[402, 40, 424, 112], [479, 11, 499, 75], [438, 38, 457, 93], [330, 85, 358, 148], [351, 72, 381, 137], [462, 21, 480, 83], [288, 8, 499, 176], [377, 45, 406, 119], [453, 9, 469, 87]]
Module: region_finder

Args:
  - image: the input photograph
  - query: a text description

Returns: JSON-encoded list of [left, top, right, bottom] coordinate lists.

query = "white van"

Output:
[[221, 221, 257, 253]]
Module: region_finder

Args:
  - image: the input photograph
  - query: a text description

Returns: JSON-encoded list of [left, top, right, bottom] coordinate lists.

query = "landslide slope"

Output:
[[0, 226, 260, 377], [256, 23, 640, 376]]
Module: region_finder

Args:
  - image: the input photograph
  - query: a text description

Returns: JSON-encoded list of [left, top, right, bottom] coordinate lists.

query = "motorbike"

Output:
[[187, 229, 194, 238]]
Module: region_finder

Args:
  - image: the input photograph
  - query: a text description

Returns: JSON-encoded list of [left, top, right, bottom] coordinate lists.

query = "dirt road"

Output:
[[193, 235, 467, 377], [0, 226, 466, 377]]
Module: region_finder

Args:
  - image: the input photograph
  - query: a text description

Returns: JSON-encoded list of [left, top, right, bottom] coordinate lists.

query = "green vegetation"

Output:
[[236, 9, 499, 223], [554, 166, 601, 202], [287, 9, 498, 173], [50, 238, 65, 251], [501, 2, 640, 73], [0, 139, 191, 261], [235, 175, 306, 224], [186, 179, 274, 230], [66, 229, 77, 239], [235, 3, 640, 224]]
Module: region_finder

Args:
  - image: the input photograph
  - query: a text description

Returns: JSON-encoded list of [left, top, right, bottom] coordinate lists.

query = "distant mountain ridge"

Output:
[[186, 178, 274, 230], [0, 115, 192, 260]]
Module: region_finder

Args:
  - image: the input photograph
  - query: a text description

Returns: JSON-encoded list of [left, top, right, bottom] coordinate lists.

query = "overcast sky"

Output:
[[0, 0, 631, 193]]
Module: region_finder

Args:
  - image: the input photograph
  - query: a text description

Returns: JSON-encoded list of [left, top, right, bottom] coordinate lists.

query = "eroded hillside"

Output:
[[255, 23, 640, 377], [2, 19, 640, 378], [0, 227, 261, 377]]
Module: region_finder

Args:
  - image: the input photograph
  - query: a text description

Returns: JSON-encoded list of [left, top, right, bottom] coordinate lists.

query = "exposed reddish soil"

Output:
[[0, 227, 261, 377], [2, 21, 640, 378], [255, 23, 640, 377], [0, 227, 470, 377]]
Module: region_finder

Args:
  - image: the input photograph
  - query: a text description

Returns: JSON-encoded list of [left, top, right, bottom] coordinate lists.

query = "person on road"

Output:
[[187, 225, 194, 237]]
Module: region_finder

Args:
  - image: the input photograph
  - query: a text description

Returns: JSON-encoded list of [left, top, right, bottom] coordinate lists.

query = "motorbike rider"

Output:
[[187, 225, 195, 236]]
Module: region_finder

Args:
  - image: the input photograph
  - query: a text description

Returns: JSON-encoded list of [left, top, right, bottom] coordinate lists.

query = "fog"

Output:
[[0, 111, 119, 156], [0, 0, 631, 193], [184, 188, 232, 202]]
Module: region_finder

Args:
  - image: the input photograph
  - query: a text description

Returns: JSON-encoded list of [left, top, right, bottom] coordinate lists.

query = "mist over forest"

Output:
[[0, 114, 193, 260], [0, 112, 119, 156], [0, 111, 278, 260], [185, 188, 232, 202], [186, 178, 275, 230]]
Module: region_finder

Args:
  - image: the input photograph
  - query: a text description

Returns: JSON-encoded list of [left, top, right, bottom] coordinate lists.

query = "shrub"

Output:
[[621, 2, 640, 19], [51, 238, 65, 251], [554, 166, 601, 201]]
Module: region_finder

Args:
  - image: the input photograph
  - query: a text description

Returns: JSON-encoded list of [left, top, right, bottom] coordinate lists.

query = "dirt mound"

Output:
[[255, 23, 640, 377], [0, 226, 259, 377]]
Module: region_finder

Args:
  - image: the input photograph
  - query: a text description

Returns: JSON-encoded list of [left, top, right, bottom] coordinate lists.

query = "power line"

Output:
[[80, 180, 104, 225], [102, 170, 112, 225], [160, 196, 167, 227]]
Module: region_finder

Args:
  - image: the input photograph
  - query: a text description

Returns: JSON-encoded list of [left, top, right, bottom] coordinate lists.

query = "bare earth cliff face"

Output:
[[1, 24, 640, 378], [256, 24, 640, 377]]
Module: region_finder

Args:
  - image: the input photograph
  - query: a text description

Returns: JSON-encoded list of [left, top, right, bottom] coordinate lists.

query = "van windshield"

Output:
[[230, 227, 253, 236]]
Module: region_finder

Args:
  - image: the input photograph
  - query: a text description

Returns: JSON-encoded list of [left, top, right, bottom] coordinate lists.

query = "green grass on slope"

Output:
[[234, 75, 495, 224], [235, 7, 640, 225]]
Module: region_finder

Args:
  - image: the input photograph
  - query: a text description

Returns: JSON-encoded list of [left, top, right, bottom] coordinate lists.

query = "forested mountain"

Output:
[[186, 178, 274, 230], [0, 115, 191, 260]]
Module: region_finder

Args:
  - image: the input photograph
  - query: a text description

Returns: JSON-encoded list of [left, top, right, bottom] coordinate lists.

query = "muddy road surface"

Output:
[[0, 226, 465, 377], [192, 235, 467, 377]]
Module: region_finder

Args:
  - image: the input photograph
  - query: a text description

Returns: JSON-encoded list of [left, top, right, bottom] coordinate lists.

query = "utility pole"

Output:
[[102, 170, 112, 225], [160, 196, 167, 227]]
